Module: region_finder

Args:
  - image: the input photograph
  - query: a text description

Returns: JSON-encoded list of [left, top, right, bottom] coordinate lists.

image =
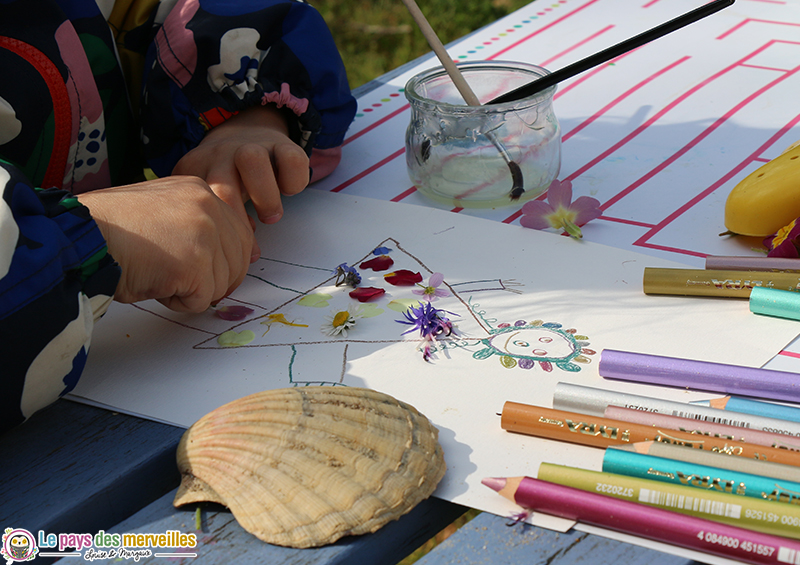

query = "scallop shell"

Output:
[[173, 386, 446, 548]]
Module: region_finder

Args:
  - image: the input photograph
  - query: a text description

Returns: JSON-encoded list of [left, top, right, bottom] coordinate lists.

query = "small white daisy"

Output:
[[321, 305, 364, 337]]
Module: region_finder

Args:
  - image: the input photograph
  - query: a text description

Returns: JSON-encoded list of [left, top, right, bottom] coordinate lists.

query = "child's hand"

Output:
[[173, 104, 310, 233], [77, 176, 254, 313]]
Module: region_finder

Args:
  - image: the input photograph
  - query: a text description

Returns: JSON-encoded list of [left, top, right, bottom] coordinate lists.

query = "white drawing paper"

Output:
[[73, 190, 800, 550]]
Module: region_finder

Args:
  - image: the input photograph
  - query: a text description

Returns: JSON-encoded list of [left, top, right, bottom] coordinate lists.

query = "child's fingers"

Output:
[[205, 164, 262, 263], [233, 143, 284, 223], [274, 143, 310, 196]]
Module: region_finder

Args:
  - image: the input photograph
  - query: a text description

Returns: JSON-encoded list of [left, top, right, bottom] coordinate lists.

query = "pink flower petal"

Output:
[[349, 287, 386, 302], [519, 200, 555, 230], [520, 199, 553, 216], [360, 255, 394, 271], [571, 196, 602, 225], [547, 179, 573, 209], [428, 272, 444, 287], [385, 270, 423, 286], [520, 213, 552, 230]]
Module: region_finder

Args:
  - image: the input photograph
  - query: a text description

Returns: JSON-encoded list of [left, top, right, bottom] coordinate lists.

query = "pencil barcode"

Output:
[[671, 411, 751, 429], [638, 488, 742, 519], [778, 546, 800, 564]]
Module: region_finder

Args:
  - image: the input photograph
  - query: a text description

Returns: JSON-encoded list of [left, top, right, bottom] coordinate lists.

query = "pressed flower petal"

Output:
[[428, 272, 444, 287], [768, 239, 800, 258], [349, 286, 386, 302], [385, 269, 423, 285], [570, 196, 603, 225], [547, 179, 572, 210], [360, 255, 394, 271], [519, 214, 553, 230], [765, 219, 800, 257], [214, 305, 254, 321], [520, 199, 553, 216], [217, 330, 255, 347], [373, 246, 392, 255]]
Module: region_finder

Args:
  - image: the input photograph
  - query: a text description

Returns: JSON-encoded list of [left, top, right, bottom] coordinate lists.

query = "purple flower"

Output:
[[397, 301, 458, 362], [412, 272, 450, 302], [519, 179, 601, 239], [764, 218, 800, 258]]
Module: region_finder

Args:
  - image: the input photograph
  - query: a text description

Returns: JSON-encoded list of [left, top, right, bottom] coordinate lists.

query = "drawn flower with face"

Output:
[[322, 305, 363, 337], [764, 218, 800, 258], [412, 272, 450, 302], [519, 180, 601, 239]]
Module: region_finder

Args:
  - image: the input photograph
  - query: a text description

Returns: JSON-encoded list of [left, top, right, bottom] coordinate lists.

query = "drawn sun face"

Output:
[[489, 327, 575, 360], [472, 320, 596, 372]]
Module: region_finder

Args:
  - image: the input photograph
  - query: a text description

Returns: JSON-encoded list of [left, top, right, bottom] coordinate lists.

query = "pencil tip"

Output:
[[481, 477, 506, 492]]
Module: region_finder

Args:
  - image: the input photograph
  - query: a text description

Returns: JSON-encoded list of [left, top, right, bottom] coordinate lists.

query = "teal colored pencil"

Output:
[[693, 395, 800, 425], [750, 286, 800, 321], [603, 447, 800, 505]]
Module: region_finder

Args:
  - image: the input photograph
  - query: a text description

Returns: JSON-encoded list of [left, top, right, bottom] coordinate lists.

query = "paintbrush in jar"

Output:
[[400, 0, 525, 200]]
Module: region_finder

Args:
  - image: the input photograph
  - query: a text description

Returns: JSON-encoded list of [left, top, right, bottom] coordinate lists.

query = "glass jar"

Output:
[[405, 61, 561, 208]]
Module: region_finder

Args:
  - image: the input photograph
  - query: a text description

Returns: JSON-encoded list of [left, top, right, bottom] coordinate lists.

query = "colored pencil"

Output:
[[613, 442, 800, 484], [751, 287, 800, 322], [642, 267, 800, 297], [500, 402, 800, 466], [553, 382, 800, 438], [599, 348, 800, 405], [694, 396, 800, 425], [602, 447, 800, 505], [537, 462, 800, 539], [603, 405, 800, 451], [705, 256, 800, 272], [483, 475, 800, 565]]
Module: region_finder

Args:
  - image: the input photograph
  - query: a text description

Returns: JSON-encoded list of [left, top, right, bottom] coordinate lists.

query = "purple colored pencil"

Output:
[[483, 476, 800, 565], [705, 255, 800, 272], [598, 349, 800, 404]]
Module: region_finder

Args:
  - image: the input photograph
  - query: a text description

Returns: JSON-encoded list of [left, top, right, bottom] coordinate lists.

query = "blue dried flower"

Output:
[[334, 263, 361, 288]]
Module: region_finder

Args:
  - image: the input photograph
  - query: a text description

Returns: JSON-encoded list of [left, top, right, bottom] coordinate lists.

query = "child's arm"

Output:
[[0, 162, 120, 433], [0, 162, 253, 433]]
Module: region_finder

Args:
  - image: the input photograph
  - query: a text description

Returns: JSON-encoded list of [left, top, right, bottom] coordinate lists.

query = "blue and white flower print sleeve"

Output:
[[141, 0, 357, 182], [0, 161, 120, 433]]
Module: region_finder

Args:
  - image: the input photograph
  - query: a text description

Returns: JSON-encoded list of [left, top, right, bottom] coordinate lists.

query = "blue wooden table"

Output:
[[0, 397, 702, 565], [1, 8, 709, 565]]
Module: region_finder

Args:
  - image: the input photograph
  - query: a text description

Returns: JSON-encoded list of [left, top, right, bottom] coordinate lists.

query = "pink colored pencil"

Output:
[[483, 476, 800, 565], [604, 405, 800, 451]]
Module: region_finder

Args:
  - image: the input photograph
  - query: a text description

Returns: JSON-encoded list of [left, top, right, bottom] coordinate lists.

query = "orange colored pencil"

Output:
[[501, 401, 800, 467]]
